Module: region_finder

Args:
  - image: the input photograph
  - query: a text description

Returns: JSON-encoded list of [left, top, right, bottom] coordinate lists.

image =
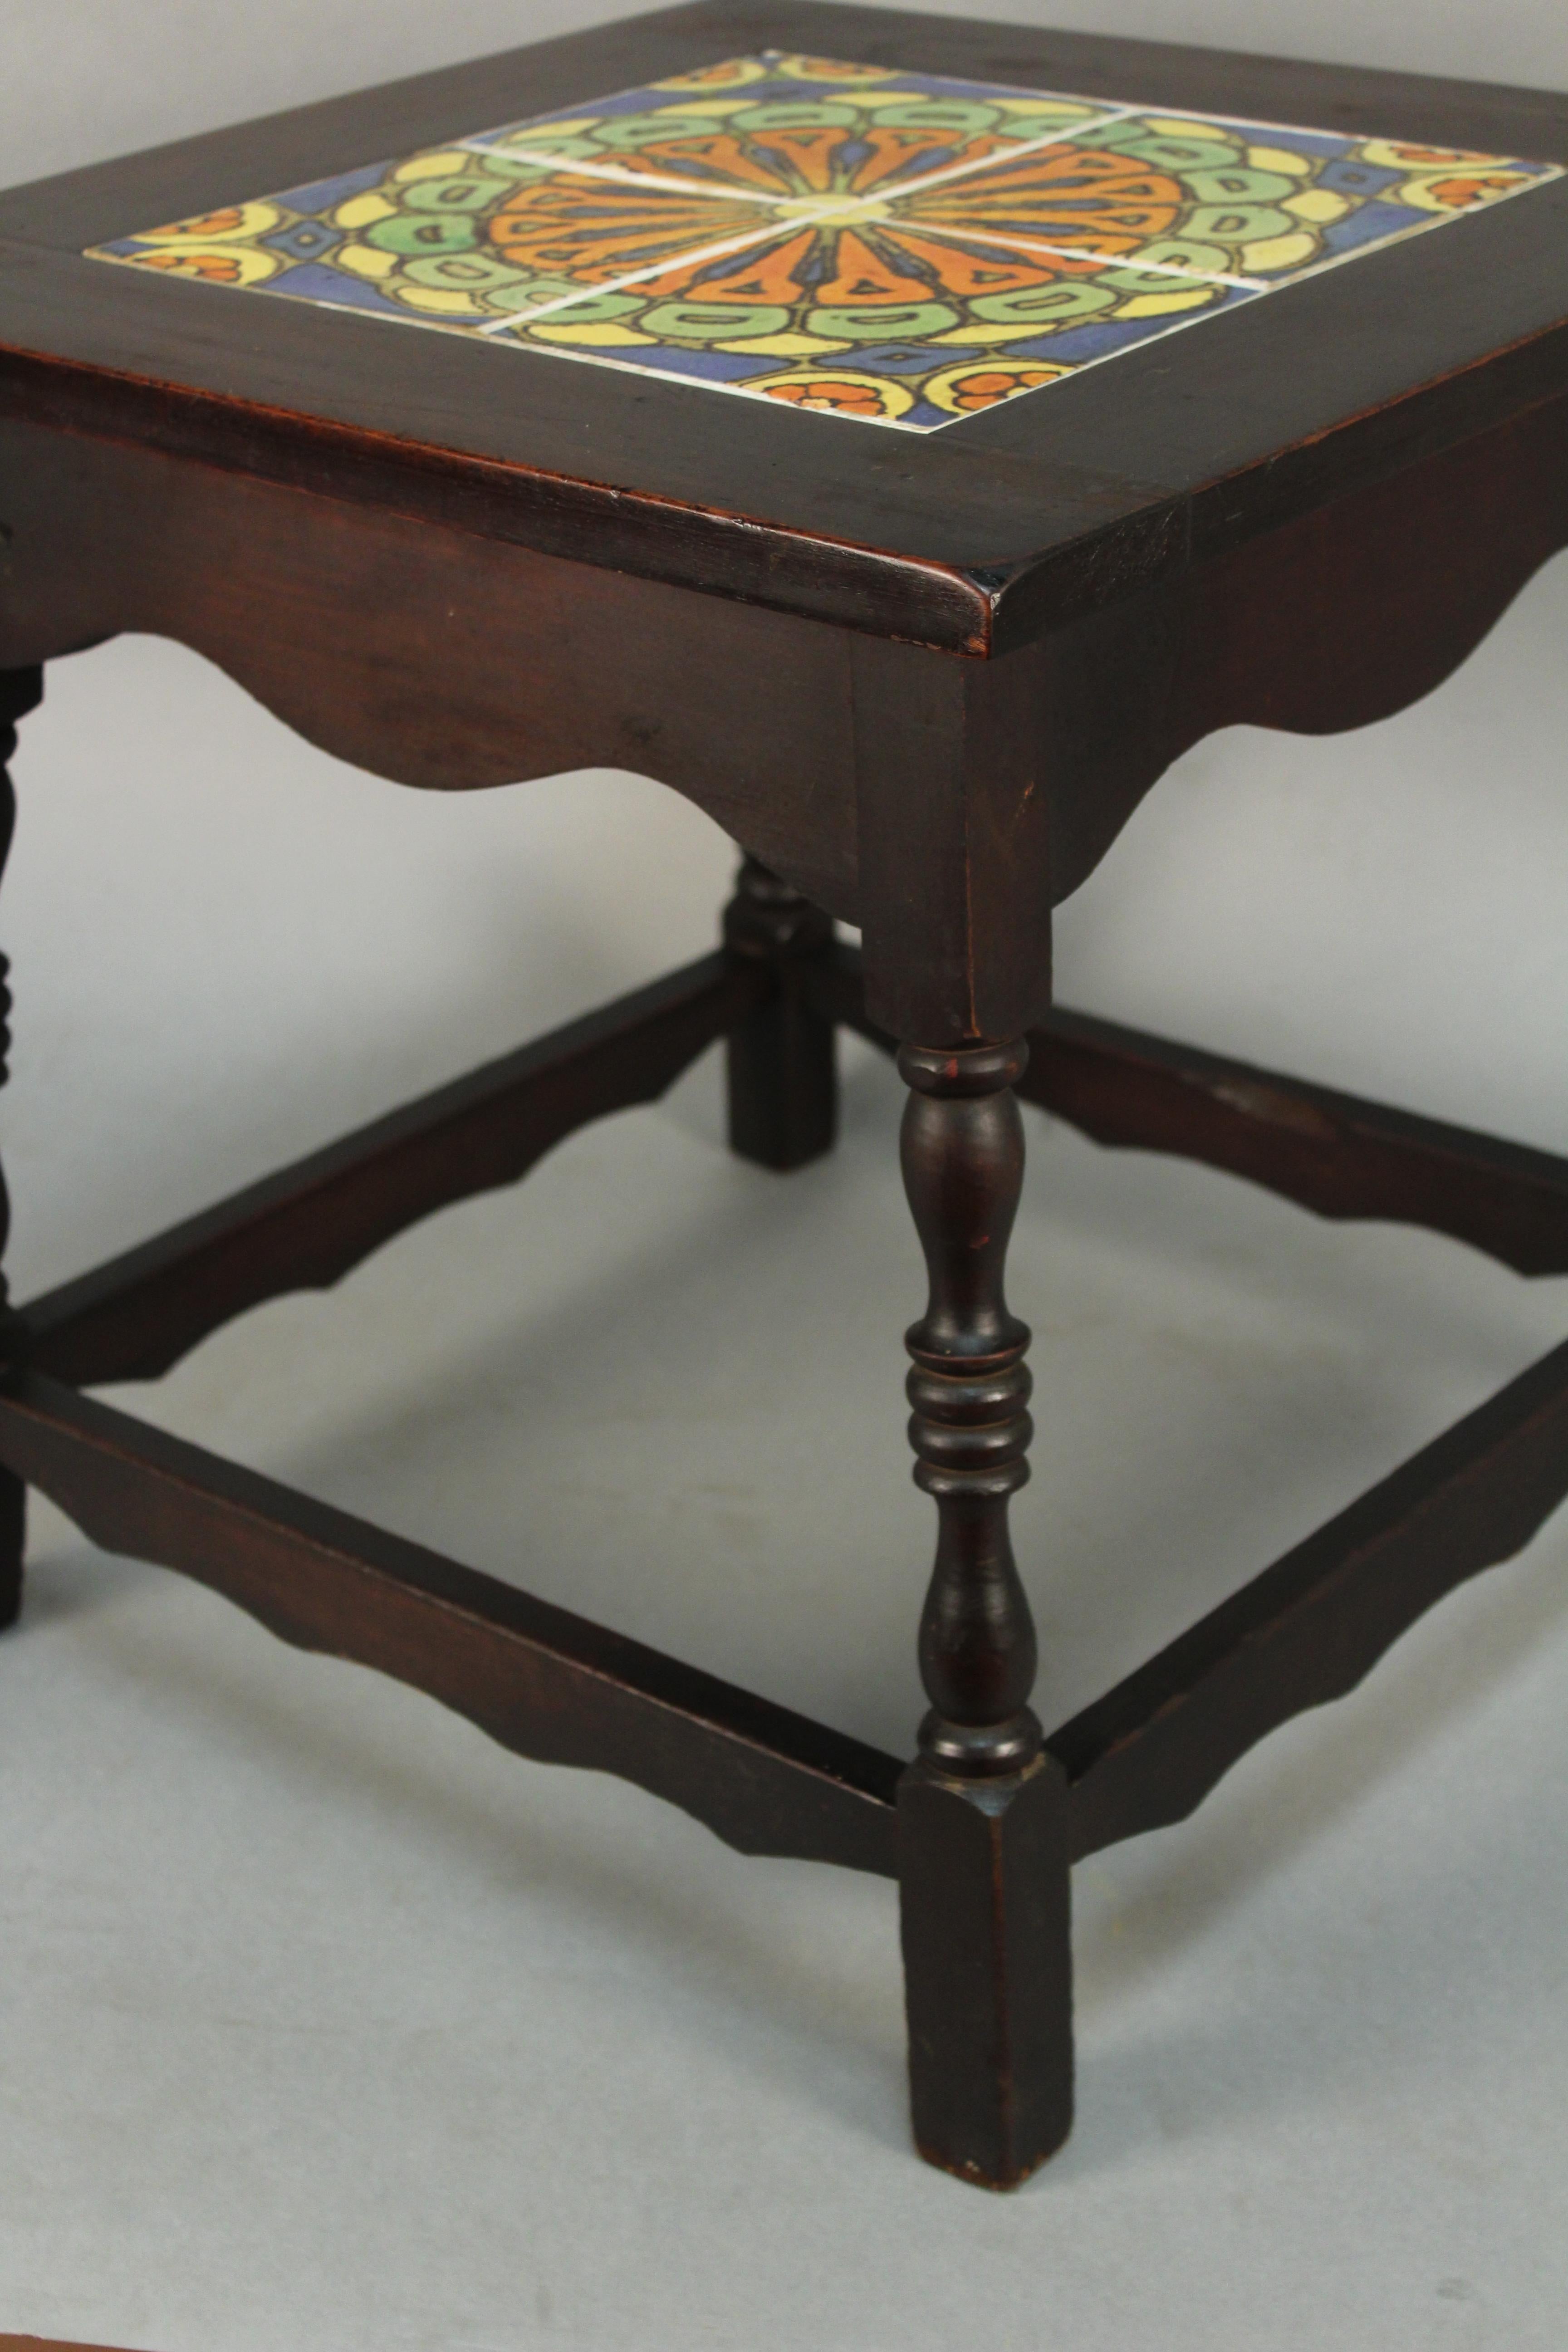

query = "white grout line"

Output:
[[466, 134, 1566, 333], [417, 152, 1565, 338], [455, 105, 1192, 330], [834, 104, 1137, 206], [453, 140, 812, 206], [97, 138, 1561, 355], [471, 213, 799, 332], [454, 103, 1138, 230], [456, 101, 1563, 262], [87, 65, 1565, 436], [84, 147, 1566, 441], [81, 250, 1237, 434], [469, 204, 1265, 338], [902, 216, 1268, 289]]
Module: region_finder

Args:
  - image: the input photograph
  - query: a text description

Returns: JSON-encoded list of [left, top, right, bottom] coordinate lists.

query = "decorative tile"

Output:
[[84, 49, 1563, 432]]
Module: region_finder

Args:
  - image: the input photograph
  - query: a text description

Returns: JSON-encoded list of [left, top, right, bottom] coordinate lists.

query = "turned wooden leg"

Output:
[[895, 1038, 1073, 2188], [722, 856, 837, 1171], [0, 673, 34, 1631]]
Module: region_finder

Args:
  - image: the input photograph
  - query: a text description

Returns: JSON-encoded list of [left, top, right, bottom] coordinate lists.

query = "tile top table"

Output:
[[2, 0, 1568, 2191], [79, 47, 1560, 435]]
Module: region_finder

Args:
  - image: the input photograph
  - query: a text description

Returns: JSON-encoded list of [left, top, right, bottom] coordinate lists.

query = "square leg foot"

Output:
[[898, 1753, 1073, 2188]]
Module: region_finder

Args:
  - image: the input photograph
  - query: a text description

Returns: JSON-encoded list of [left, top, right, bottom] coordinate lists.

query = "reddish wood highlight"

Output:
[[0, 2337, 149, 2352]]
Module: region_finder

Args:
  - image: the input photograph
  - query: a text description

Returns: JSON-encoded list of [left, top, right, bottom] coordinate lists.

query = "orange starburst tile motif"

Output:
[[85, 50, 1563, 431]]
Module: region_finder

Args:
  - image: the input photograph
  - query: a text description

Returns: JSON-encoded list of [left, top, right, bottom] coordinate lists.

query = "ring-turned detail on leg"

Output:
[[895, 1038, 1073, 2189], [0, 670, 38, 1631]]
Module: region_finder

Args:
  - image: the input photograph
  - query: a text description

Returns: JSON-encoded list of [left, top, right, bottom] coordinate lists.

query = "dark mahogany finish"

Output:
[[896, 1038, 1073, 2186], [899, 1042, 1039, 1782], [0, 2339, 144, 2352], [723, 858, 838, 1172], [5, 4, 1568, 1042], [0, 1369, 901, 1871], [811, 944, 1568, 1279], [899, 1754, 1073, 2190], [2, 0, 1567, 2190], [0, 667, 35, 1631], [3, 936, 1568, 2169], [23, 951, 760, 1387], [1050, 1330, 1568, 1861]]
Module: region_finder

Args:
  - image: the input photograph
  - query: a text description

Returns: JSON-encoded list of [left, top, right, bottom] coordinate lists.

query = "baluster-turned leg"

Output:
[[0, 671, 36, 1632], [722, 855, 837, 1171], [895, 1038, 1073, 2188]]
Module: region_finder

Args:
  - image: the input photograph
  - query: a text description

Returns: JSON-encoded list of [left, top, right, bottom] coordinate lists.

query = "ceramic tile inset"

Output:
[[84, 49, 1563, 431]]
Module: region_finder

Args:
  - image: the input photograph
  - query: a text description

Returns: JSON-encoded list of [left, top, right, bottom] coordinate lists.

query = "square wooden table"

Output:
[[2, 0, 1567, 2190]]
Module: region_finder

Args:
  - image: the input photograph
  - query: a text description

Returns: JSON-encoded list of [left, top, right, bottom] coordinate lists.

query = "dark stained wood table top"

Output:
[[2, 0, 1565, 655]]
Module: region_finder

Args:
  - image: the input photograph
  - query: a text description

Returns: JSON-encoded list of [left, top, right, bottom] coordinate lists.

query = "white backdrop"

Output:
[[5, 0, 1565, 185], [3, 5, 1568, 2350]]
